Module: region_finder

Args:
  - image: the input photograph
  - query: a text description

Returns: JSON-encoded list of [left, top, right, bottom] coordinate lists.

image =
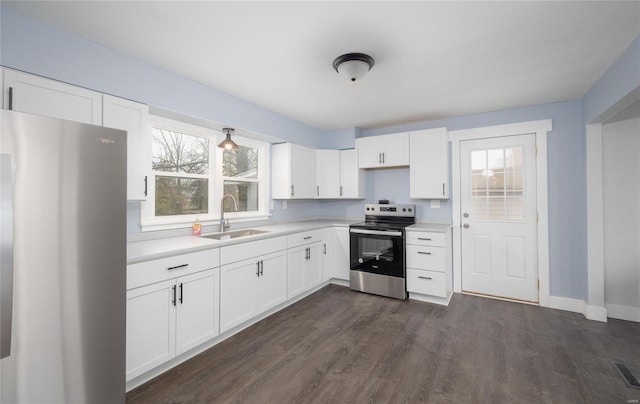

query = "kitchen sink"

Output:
[[203, 229, 271, 240]]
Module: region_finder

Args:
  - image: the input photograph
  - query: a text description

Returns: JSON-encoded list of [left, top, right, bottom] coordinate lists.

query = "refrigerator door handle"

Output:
[[0, 154, 14, 359]]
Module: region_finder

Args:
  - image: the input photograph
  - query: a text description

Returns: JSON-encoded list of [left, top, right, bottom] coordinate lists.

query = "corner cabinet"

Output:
[[103, 95, 150, 201], [315, 149, 365, 199], [409, 128, 449, 199], [126, 249, 220, 381], [331, 227, 350, 281], [356, 132, 409, 168], [272, 143, 316, 199]]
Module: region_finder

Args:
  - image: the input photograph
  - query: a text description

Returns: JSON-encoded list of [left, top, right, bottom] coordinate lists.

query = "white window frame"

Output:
[[140, 116, 270, 232], [215, 136, 270, 221]]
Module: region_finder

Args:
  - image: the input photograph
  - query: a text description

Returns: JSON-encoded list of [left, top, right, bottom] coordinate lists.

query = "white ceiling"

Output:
[[5, 1, 640, 130]]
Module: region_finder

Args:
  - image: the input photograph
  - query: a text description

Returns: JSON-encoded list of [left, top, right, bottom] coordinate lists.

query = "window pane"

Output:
[[223, 145, 258, 179], [223, 181, 258, 212], [152, 128, 209, 174], [470, 146, 524, 222], [155, 176, 208, 216]]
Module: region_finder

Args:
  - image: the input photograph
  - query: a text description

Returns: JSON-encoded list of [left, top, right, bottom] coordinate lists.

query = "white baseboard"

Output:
[[606, 303, 640, 322], [543, 295, 608, 322]]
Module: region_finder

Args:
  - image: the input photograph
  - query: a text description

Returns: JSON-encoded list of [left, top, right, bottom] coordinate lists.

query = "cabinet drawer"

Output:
[[220, 236, 287, 265], [406, 245, 445, 272], [407, 269, 447, 297], [128, 248, 219, 290], [287, 229, 325, 248], [406, 231, 445, 246]]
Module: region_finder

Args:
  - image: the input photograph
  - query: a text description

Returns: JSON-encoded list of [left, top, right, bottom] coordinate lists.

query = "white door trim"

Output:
[[450, 119, 552, 306]]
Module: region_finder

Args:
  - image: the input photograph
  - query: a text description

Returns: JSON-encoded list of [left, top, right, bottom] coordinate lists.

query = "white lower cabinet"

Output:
[[331, 227, 350, 281], [405, 226, 453, 305], [126, 268, 219, 381], [220, 250, 287, 333], [321, 228, 333, 282], [287, 241, 323, 298]]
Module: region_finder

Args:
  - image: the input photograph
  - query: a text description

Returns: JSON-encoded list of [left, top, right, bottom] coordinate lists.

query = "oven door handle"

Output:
[[350, 228, 403, 237]]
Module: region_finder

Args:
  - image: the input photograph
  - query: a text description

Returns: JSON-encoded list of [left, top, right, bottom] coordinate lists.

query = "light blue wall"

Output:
[[319, 100, 586, 299], [3, 6, 638, 301], [582, 36, 640, 124]]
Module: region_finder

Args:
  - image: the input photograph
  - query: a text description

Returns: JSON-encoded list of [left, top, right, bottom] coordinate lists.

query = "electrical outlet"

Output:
[[431, 200, 440, 208]]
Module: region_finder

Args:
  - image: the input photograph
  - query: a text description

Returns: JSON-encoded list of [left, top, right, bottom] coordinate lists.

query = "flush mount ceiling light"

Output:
[[332, 53, 375, 82], [218, 128, 238, 150]]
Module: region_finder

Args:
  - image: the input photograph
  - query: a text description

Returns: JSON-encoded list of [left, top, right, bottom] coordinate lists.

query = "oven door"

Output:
[[349, 228, 405, 278]]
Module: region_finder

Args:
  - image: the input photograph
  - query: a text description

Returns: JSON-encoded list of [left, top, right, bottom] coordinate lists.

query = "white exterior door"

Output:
[[460, 134, 538, 302]]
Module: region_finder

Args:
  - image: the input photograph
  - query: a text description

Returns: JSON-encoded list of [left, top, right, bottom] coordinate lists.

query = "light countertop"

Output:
[[127, 219, 356, 265]]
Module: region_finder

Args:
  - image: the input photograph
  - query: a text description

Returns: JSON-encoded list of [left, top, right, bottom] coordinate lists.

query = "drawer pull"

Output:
[[303, 236, 312, 240], [417, 251, 432, 255], [417, 237, 432, 241], [167, 263, 189, 271], [418, 276, 433, 280]]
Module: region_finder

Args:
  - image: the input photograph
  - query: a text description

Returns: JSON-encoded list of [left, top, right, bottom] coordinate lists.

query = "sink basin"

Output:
[[203, 229, 270, 240]]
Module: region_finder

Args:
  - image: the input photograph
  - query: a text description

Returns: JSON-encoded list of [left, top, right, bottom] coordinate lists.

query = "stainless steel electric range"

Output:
[[349, 203, 415, 300]]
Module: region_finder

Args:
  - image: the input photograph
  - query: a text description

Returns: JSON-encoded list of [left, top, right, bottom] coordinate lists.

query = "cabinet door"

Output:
[[175, 269, 219, 355], [290, 144, 316, 198], [339, 149, 365, 198], [410, 128, 449, 199], [315, 150, 340, 198], [3, 69, 102, 125], [332, 227, 350, 280], [287, 246, 307, 298], [356, 136, 381, 168], [220, 260, 259, 333], [305, 243, 324, 289], [103, 94, 150, 201], [126, 280, 176, 381], [321, 229, 333, 282], [257, 251, 288, 313], [380, 132, 410, 167]]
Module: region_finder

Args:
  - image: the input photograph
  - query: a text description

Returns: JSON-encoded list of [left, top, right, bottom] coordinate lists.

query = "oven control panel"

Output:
[[364, 203, 415, 217]]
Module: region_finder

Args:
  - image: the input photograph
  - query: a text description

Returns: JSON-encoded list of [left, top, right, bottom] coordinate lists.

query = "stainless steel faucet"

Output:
[[220, 193, 239, 232]]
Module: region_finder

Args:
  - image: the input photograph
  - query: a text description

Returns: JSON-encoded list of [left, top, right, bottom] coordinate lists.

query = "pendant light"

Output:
[[218, 128, 238, 150], [332, 53, 375, 82]]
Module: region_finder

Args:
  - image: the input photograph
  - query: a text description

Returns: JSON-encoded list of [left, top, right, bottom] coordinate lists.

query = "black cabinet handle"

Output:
[[179, 283, 183, 304], [260, 260, 264, 276], [172, 285, 177, 306], [8, 87, 13, 110], [144, 176, 148, 196], [291, 185, 294, 197], [418, 251, 432, 255], [256, 261, 260, 277], [418, 276, 433, 280], [417, 237, 432, 241], [442, 183, 445, 196], [323, 243, 327, 255], [303, 236, 312, 240], [167, 263, 188, 271]]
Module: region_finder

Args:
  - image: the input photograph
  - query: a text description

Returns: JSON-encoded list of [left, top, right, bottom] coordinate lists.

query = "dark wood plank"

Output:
[[127, 285, 640, 404]]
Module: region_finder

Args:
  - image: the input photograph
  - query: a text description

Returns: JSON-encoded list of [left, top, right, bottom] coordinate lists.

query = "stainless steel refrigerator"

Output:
[[0, 110, 126, 403]]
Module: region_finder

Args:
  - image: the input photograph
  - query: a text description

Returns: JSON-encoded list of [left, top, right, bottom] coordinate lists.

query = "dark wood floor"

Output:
[[127, 285, 640, 403]]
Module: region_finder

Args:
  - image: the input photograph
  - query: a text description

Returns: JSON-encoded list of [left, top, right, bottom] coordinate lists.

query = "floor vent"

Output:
[[615, 362, 640, 390]]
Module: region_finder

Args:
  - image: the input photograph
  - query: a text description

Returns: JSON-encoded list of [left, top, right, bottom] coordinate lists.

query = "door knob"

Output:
[[463, 212, 469, 218], [463, 223, 470, 229]]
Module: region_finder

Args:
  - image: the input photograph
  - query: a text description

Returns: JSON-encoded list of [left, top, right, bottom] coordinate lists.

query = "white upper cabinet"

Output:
[[356, 132, 410, 168], [315, 149, 341, 198], [339, 149, 366, 198], [272, 143, 316, 199], [409, 128, 449, 199], [103, 95, 150, 201], [315, 148, 365, 199], [3, 69, 102, 125]]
